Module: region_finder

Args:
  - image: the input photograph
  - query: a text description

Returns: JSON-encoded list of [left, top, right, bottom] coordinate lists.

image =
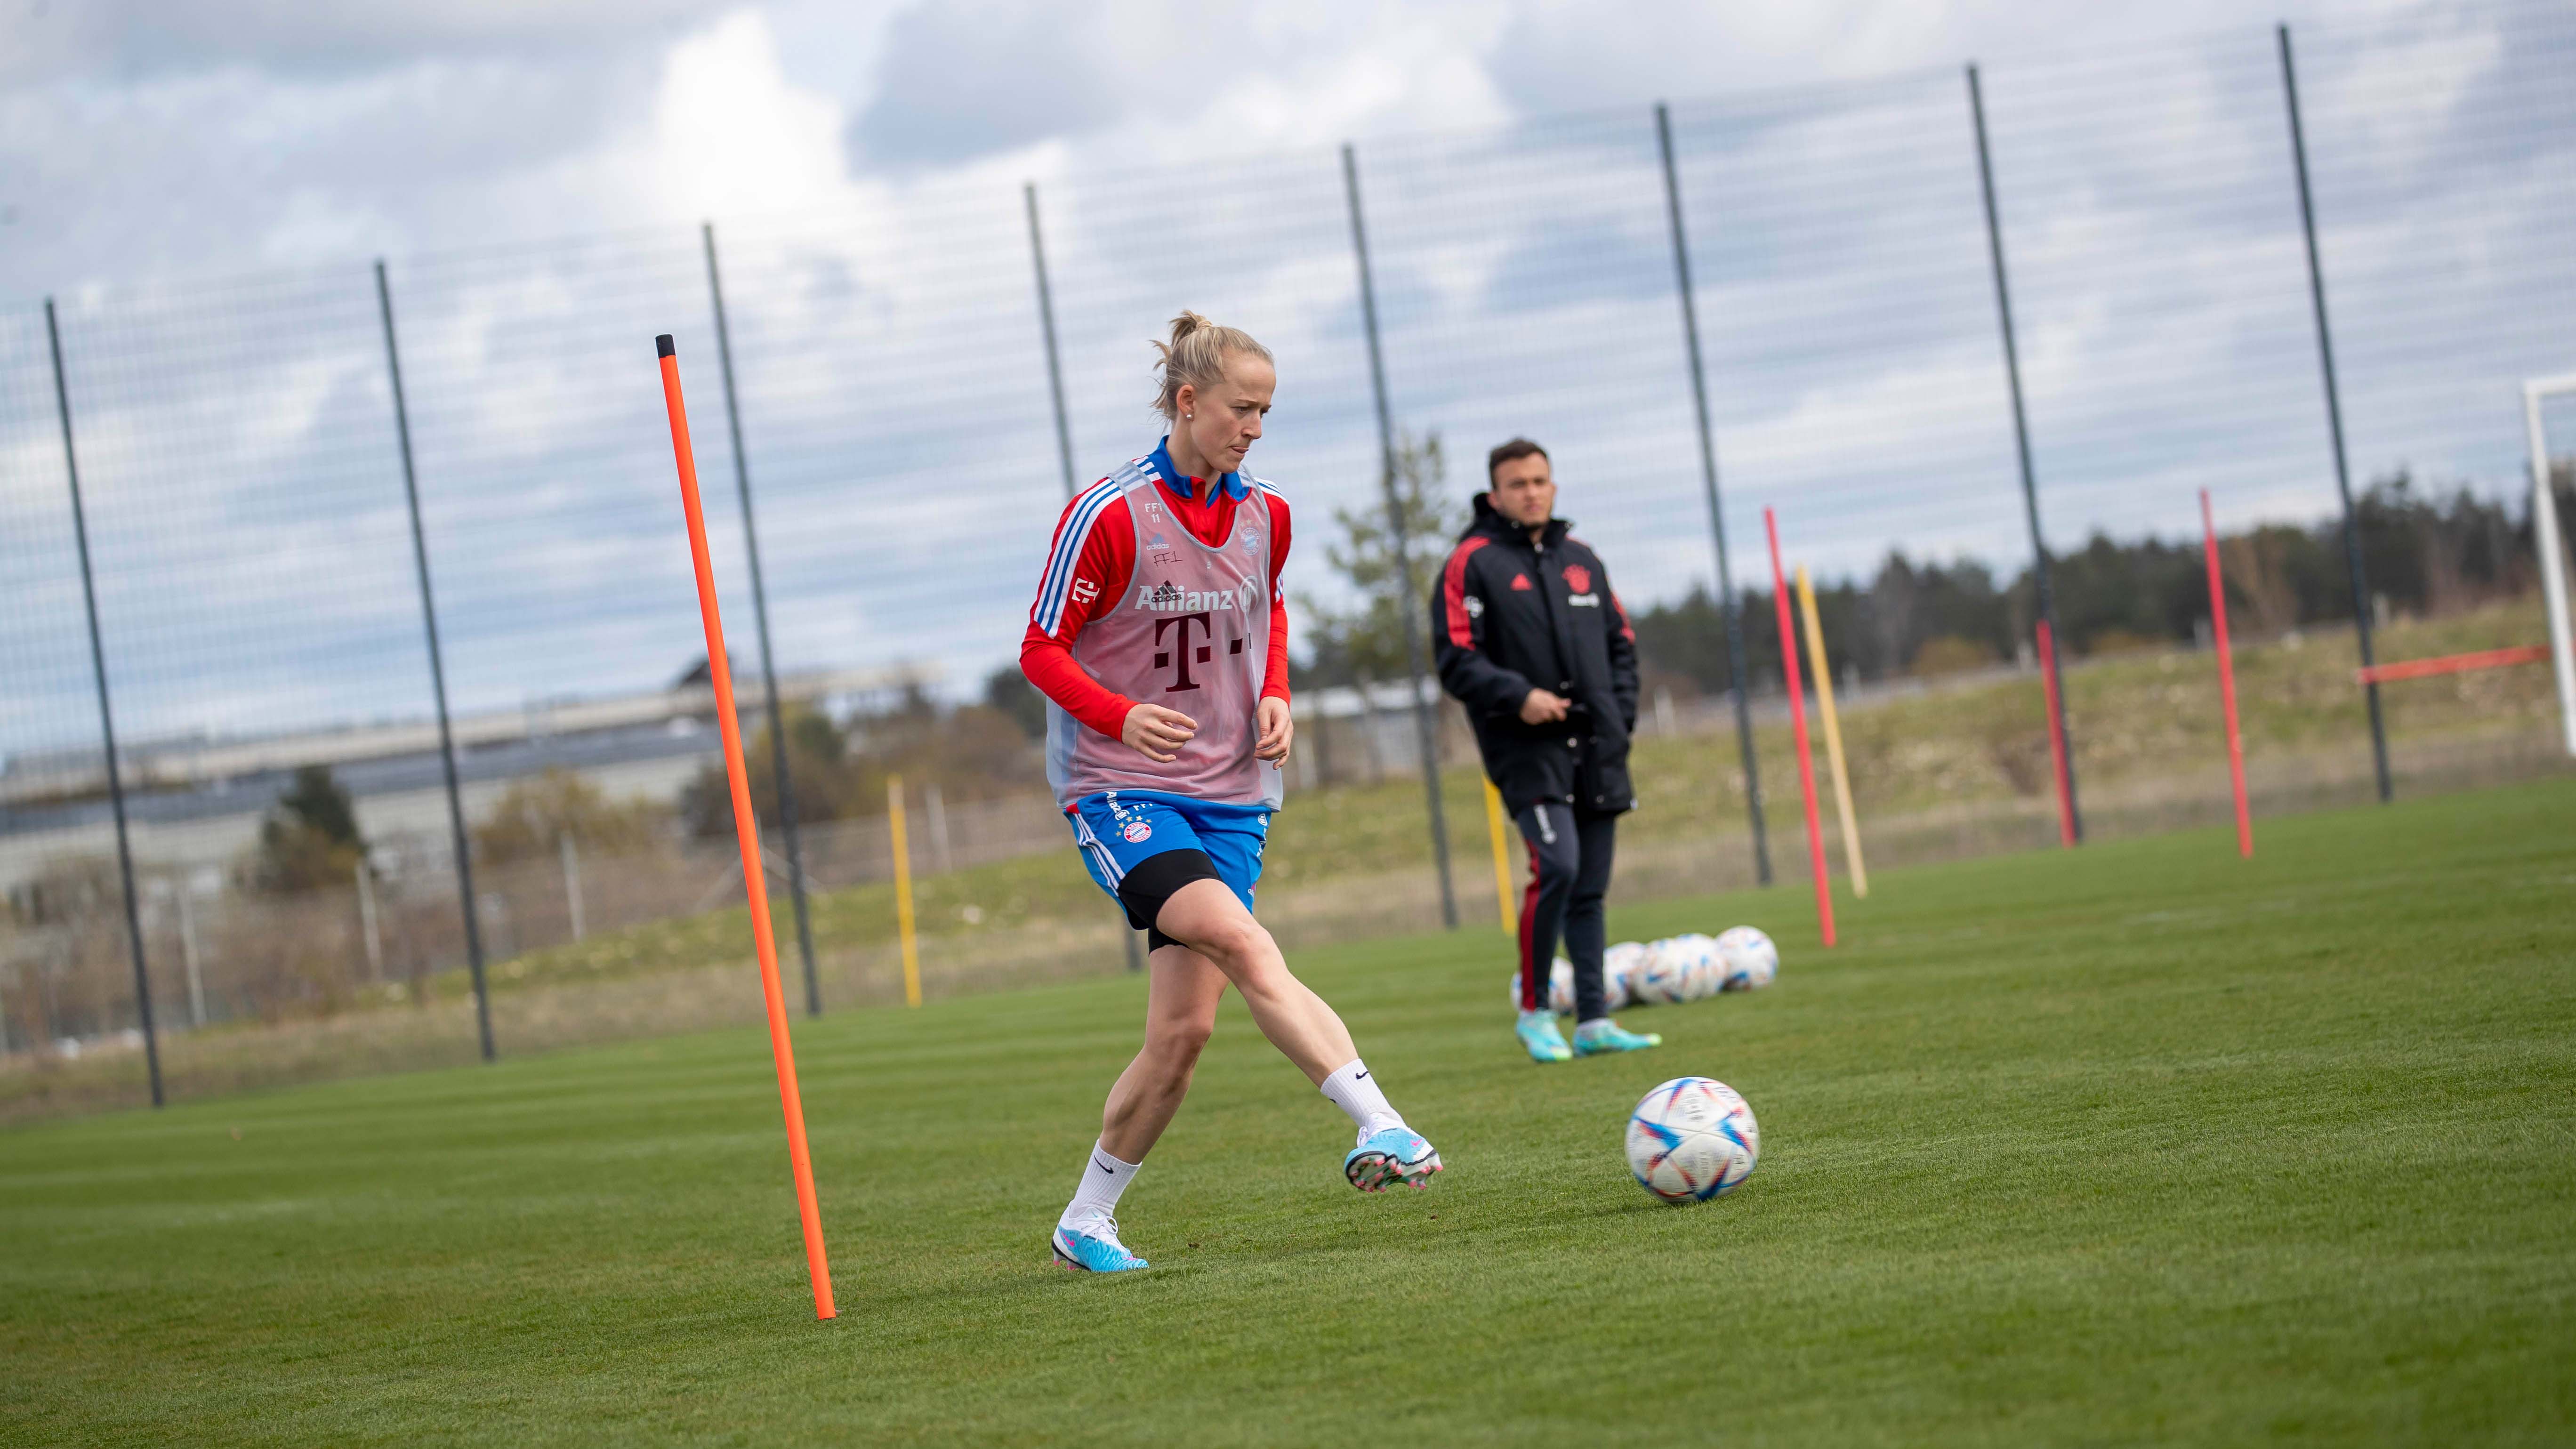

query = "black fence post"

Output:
[[45, 298, 162, 1107], [1024, 182, 1143, 974], [2278, 24, 2392, 804], [1653, 103, 1773, 888], [374, 260, 494, 1062], [702, 222, 823, 1015], [1967, 63, 2084, 843], [1025, 184, 1080, 505], [1341, 141, 1459, 930]]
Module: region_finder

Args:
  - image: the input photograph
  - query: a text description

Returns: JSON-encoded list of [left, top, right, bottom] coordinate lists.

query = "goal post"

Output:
[[2524, 374, 2576, 758]]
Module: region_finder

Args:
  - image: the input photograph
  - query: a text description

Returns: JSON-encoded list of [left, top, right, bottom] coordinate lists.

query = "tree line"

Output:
[[1627, 470, 2566, 697]]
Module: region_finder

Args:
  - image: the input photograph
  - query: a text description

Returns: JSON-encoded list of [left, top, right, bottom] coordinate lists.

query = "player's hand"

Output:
[[1520, 688, 1571, 725], [1255, 696, 1294, 762], [1121, 703, 1197, 763]]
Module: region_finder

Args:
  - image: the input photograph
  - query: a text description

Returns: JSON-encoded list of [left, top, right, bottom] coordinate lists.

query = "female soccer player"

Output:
[[1020, 312, 1441, 1273]]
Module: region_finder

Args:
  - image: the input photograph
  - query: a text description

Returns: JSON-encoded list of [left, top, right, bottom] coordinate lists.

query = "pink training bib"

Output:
[[1048, 463, 1282, 811]]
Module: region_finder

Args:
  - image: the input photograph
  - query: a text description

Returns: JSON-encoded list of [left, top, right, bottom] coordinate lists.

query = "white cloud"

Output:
[[650, 10, 854, 220]]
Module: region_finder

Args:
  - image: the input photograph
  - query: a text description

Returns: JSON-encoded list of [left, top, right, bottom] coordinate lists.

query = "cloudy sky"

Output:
[[0, 0, 2446, 282], [2, 0, 2570, 761]]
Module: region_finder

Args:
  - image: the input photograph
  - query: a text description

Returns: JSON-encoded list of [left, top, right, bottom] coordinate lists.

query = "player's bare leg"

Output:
[[1053, 945, 1225, 1272], [1154, 878, 1441, 1191], [1151, 879, 1352, 1084], [1098, 943, 1227, 1161]]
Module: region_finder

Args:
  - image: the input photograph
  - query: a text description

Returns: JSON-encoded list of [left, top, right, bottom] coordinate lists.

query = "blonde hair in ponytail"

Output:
[[1151, 310, 1272, 420]]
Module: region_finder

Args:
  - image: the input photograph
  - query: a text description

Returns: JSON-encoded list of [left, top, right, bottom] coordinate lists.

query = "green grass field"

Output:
[[5, 780, 2572, 1446]]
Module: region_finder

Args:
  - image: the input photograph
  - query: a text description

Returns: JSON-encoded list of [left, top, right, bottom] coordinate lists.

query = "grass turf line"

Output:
[[3, 781, 2572, 1446]]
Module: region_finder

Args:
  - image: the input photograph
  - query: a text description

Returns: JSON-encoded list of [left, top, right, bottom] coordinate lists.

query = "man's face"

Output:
[[1490, 452, 1555, 529]]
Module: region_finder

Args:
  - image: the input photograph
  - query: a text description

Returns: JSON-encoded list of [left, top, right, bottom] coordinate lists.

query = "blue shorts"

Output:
[[1068, 789, 1271, 917]]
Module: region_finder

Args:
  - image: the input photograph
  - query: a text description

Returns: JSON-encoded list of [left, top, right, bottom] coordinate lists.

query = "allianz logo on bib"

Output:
[[1135, 577, 1261, 613]]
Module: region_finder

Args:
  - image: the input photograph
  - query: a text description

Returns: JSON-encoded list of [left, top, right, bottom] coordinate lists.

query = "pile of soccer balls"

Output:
[[1511, 926, 1779, 1016]]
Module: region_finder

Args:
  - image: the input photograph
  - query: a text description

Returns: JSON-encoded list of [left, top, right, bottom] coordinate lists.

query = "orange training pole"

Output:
[[2037, 619, 2076, 849], [1764, 509, 1835, 948], [656, 334, 837, 1321], [2201, 491, 2252, 859]]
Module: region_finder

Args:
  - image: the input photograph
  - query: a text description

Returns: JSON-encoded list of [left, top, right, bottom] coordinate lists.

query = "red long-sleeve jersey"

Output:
[[1021, 453, 1292, 740]]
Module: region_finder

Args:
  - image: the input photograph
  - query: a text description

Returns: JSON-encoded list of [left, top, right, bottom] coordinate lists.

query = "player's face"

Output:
[[1490, 452, 1555, 527], [1175, 354, 1274, 475]]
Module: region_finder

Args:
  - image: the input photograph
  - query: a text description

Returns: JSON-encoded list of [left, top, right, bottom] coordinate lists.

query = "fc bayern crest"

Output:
[[1121, 819, 1153, 843]]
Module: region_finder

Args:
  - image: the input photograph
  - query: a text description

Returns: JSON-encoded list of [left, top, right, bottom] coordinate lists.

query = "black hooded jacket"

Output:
[[1430, 493, 1640, 818]]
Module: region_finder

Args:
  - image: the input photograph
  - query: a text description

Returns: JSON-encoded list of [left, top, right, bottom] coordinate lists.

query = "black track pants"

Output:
[[1514, 802, 1618, 1022]]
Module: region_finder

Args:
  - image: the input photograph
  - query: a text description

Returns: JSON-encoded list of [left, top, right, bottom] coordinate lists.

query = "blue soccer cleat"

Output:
[[1516, 1012, 1573, 1064], [1345, 1126, 1443, 1192], [1573, 1019, 1662, 1056], [1052, 1215, 1149, 1273]]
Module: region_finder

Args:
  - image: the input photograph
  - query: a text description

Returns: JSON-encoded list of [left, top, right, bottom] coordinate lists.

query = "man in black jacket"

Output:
[[1433, 438, 1660, 1063]]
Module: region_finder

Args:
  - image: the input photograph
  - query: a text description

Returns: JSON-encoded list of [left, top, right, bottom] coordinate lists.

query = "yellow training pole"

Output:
[[1795, 566, 1869, 898], [1482, 777, 1517, 934], [888, 775, 921, 1006]]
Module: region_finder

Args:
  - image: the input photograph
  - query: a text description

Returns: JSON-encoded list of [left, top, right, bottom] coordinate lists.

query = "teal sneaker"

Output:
[[1573, 1019, 1662, 1055], [1516, 1011, 1573, 1063], [1052, 1214, 1149, 1273], [1345, 1126, 1442, 1191]]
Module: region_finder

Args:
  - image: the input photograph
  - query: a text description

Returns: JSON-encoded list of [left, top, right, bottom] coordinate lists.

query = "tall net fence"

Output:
[[5, 6, 2573, 1111]]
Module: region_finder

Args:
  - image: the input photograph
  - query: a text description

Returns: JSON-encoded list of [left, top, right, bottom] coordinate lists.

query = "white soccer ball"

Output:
[[1629, 937, 1694, 1006], [1602, 941, 1646, 1011], [1626, 1076, 1759, 1203], [1514, 952, 1652, 1014], [1505, 959, 1579, 1016], [1504, 959, 1581, 1015], [1715, 926, 1778, 991], [1662, 932, 1723, 1000]]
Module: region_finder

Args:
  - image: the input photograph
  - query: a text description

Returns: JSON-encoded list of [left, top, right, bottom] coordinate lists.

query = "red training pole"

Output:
[[1764, 509, 1835, 947], [655, 334, 837, 1322], [2356, 645, 2549, 685], [2036, 619, 2075, 849], [2201, 491, 2252, 859]]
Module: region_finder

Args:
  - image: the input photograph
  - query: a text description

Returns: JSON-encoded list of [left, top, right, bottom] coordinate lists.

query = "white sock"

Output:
[[1319, 1058, 1405, 1140], [1060, 1139, 1140, 1229], [1577, 1017, 1610, 1033], [1520, 1008, 1555, 1027]]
